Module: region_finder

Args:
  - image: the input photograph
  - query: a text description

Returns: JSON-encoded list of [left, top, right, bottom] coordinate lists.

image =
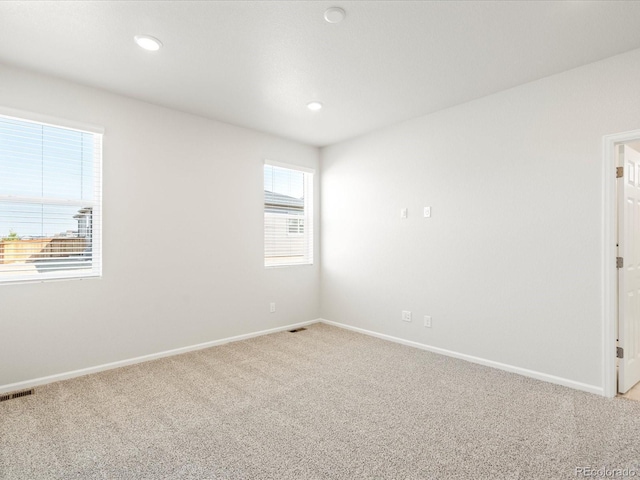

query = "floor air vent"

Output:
[[0, 389, 34, 402], [288, 327, 307, 333]]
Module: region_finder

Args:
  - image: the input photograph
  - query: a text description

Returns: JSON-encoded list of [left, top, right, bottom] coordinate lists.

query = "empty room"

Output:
[[2, 1, 640, 478]]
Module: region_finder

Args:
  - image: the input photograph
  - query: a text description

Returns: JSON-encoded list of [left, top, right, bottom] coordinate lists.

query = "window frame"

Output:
[[264, 160, 314, 268], [0, 106, 103, 285]]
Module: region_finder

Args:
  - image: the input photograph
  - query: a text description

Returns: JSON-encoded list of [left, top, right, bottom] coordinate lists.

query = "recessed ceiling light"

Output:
[[134, 34, 163, 51], [324, 7, 346, 24], [307, 101, 323, 111]]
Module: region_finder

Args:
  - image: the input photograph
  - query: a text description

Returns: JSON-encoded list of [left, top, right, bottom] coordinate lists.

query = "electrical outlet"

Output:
[[401, 208, 408, 219], [270, 302, 276, 313], [402, 310, 412, 322], [424, 206, 431, 218], [424, 315, 432, 328]]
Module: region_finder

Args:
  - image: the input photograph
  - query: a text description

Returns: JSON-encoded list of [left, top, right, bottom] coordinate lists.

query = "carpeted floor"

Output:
[[1, 323, 639, 479]]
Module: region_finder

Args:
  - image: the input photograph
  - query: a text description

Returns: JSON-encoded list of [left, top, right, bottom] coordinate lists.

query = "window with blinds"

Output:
[[264, 162, 313, 267], [0, 112, 102, 284]]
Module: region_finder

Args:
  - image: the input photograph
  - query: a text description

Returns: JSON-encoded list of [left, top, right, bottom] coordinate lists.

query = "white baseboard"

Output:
[[319, 319, 604, 396], [2, 318, 604, 397], [0, 319, 321, 394]]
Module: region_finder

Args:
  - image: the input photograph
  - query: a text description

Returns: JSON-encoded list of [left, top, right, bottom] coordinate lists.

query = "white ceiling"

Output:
[[2, 1, 640, 147]]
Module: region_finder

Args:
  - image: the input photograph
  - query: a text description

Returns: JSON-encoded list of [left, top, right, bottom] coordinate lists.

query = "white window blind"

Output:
[[0, 112, 102, 284], [264, 162, 313, 267]]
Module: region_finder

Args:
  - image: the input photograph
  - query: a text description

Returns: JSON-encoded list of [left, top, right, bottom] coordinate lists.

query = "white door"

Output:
[[618, 144, 640, 393]]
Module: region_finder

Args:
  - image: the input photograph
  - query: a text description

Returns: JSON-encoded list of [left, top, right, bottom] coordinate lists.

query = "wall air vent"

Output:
[[0, 389, 34, 402], [288, 327, 307, 333]]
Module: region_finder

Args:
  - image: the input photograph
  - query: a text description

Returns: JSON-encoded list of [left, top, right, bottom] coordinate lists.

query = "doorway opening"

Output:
[[603, 131, 640, 399]]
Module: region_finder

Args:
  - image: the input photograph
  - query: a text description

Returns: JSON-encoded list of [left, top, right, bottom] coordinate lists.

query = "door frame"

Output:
[[602, 130, 640, 398]]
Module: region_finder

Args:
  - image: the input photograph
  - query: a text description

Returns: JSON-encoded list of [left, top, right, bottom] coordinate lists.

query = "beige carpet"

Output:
[[1, 323, 639, 479]]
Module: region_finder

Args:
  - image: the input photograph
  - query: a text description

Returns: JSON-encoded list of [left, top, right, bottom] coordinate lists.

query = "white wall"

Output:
[[320, 48, 640, 391], [0, 65, 320, 388], [6, 46, 640, 394]]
